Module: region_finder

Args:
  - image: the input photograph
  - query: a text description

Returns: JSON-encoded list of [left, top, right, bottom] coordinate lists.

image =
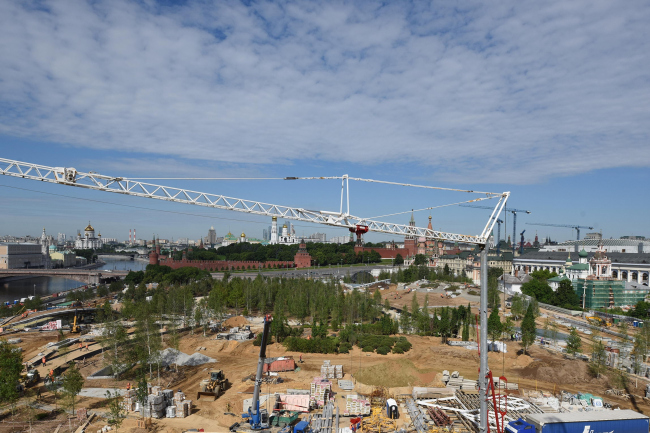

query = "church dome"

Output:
[[49, 244, 57, 251], [565, 254, 572, 263], [241, 232, 246, 237], [283, 224, 287, 228], [578, 248, 588, 258], [85, 223, 94, 232]]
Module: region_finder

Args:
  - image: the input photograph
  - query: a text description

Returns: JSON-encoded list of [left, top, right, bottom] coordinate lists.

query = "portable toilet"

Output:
[[386, 398, 399, 419]]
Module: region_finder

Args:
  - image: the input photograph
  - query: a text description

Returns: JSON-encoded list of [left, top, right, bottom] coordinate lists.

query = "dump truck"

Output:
[[197, 369, 228, 401], [507, 410, 649, 433]]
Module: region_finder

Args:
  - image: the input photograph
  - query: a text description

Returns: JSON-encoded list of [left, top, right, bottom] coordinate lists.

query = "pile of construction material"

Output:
[[135, 386, 192, 419], [344, 394, 371, 416], [121, 390, 136, 411], [320, 360, 344, 379], [310, 378, 332, 409], [216, 325, 254, 341], [442, 370, 476, 390], [277, 394, 310, 412]]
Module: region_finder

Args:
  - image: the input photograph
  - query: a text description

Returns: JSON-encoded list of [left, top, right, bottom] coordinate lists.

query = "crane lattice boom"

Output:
[[0, 158, 509, 245]]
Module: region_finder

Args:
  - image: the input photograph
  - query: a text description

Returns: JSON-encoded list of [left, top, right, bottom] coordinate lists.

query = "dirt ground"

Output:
[[6, 309, 650, 433], [378, 284, 479, 310]]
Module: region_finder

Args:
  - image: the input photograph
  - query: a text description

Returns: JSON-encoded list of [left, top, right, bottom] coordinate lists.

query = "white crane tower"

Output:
[[0, 156, 509, 433]]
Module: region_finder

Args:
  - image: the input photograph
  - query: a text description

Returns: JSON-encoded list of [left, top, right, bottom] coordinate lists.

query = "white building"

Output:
[[277, 224, 298, 245], [540, 238, 650, 254], [75, 222, 103, 249]]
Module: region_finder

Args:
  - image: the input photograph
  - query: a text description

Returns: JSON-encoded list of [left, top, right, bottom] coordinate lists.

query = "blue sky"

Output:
[[0, 1, 648, 244]]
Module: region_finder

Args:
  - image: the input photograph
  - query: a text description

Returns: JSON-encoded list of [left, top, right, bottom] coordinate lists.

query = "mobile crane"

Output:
[[239, 314, 273, 431]]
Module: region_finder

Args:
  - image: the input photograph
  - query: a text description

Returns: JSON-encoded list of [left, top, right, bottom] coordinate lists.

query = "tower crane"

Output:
[[0, 156, 511, 433], [519, 230, 526, 255], [459, 204, 531, 255], [527, 222, 594, 241]]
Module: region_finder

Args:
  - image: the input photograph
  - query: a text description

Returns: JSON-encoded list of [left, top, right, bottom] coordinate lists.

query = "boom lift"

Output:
[[241, 314, 273, 430]]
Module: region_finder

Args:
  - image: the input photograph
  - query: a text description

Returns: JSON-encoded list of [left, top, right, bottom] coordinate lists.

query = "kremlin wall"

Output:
[[149, 238, 312, 270]]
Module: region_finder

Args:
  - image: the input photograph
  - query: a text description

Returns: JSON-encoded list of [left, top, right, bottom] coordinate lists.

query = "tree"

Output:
[[394, 254, 404, 266], [400, 305, 411, 334], [135, 372, 148, 420], [502, 316, 515, 341], [413, 254, 427, 266], [510, 294, 525, 320], [566, 327, 582, 357], [106, 389, 126, 431], [590, 338, 607, 378], [62, 362, 85, 414], [439, 307, 451, 344], [555, 280, 580, 309], [520, 304, 537, 354], [462, 320, 470, 341], [487, 308, 502, 342], [521, 279, 554, 304], [0, 340, 23, 414]]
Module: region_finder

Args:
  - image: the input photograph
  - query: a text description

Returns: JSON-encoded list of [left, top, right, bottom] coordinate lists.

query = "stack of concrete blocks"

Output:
[[310, 377, 332, 409], [320, 360, 344, 379], [344, 394, 371, 416], [121, 389, 136, 412], [174, 391, 192, 419], [147, 394, 166, 419]]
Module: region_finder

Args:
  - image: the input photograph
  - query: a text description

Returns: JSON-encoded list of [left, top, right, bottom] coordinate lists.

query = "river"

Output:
[[0, 258, 148, 303]]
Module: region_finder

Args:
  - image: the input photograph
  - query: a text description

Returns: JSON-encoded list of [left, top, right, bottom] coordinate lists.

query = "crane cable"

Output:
[[126, 175, 503, 196]]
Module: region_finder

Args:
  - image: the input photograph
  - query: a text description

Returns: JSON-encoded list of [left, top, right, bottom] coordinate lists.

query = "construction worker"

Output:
[[299, 354, 303, 363], [85, 343, 89, 351], [226, 402, 231, 413], [42, 356, 46, 367], [79, 342, 83, 351], [126, 382, 131, 391]]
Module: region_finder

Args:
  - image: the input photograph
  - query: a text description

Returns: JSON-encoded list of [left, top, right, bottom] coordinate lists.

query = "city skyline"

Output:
[[0, 1, 648, 240]]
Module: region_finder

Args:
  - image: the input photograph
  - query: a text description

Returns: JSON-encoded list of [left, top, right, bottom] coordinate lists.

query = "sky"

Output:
[[0, 0, 649, 244]]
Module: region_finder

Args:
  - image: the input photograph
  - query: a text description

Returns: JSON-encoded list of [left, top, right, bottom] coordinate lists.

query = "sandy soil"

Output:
[[9, 312, 650, 433]]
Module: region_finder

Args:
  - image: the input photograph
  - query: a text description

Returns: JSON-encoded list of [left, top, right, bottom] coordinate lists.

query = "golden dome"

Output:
[[283, 224, 287, 228], [241, 232, 246, 237], [272, 216, 277, 221], [84, 223, 94, 231]]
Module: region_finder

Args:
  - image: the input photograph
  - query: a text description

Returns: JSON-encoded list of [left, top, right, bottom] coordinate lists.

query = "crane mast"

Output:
[[242, 314, 273, 430]]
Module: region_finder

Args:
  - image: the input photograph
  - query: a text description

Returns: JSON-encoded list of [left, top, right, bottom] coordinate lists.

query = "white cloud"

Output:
[[0, 0, 648, 183]]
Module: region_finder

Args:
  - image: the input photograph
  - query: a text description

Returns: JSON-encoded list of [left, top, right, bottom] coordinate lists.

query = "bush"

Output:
[[376, 346, 391, 355], [339, 342, 352, 354]]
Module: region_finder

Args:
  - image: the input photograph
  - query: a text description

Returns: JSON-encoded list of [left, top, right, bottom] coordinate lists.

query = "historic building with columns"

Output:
[[75, 222, 103, 249]]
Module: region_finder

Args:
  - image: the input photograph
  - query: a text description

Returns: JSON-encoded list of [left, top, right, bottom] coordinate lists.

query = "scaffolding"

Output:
[[574, 279, 650, 309]]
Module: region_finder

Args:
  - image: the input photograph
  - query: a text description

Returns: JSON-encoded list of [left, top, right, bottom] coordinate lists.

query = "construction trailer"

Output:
[[508, 410, 649, 433]]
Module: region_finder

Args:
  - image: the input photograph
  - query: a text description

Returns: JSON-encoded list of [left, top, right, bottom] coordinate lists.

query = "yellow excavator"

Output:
[[70, 310, 80, 333]]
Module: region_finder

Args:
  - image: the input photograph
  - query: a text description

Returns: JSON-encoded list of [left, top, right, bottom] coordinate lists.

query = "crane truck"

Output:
[[237, 314, 273, 431]]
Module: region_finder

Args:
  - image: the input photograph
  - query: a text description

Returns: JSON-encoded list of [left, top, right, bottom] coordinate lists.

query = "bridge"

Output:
[[0, 269, 129, 284]]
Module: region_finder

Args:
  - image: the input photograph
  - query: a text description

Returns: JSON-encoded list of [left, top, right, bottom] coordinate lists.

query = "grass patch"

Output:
[[355, 359, 437, 387]]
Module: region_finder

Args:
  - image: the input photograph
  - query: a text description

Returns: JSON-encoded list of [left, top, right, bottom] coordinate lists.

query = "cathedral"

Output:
[[75, 222, 103, 249]]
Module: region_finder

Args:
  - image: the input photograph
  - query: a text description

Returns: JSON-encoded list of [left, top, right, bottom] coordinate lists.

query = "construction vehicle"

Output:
[[70, 310, 80, 333], [240, 314, 273, 430], [587, 316, 605, 326], [197, 369, 229, 401], [22, 369, 40, 387]]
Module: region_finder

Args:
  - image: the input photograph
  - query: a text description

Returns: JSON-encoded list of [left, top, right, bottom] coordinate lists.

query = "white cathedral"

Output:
[[75, 222, 103, 249], [269, 216, 298, 245]]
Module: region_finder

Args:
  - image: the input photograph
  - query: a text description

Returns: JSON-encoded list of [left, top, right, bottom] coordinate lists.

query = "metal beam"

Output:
[[0, 158, 509, 245]]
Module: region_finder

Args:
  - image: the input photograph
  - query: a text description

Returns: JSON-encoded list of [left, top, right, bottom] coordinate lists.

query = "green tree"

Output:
[[555, 280, 580, 309], [0, 340, 23, 414], [106, 389, 126, 431], [502, 316, 515, 341], [135, 372, 148, 420], [520, 304, 537, 354], [590, 338, 607, 378], [62, 362, 85, 414], [394, 254, 404, 266], [566, 327, 582, 357], [462, 320, 470, 341], [487, 308, 502, 342], [400, 305, 411, 334], [510, 294, 525, 320], [439, 307, 451, 344], [521, 279, 554, 304], [413, 254, 427, 266]]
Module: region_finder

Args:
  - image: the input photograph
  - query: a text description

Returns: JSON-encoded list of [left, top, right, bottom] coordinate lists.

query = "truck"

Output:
[[507, 410, 649, 433]]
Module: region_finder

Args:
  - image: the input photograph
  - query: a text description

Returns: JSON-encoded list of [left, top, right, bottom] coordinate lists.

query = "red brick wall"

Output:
[[153, 256, 296, 271], [353, 246, 411, 259]]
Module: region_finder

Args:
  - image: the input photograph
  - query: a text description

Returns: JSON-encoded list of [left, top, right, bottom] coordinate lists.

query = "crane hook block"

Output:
[[53, 167, 77, 183]]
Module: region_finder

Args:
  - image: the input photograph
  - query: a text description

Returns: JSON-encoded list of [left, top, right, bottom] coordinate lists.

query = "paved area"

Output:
[[79, 387, 126, 398]]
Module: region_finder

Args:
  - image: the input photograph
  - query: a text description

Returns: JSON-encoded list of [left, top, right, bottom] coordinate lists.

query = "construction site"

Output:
[[2, 276, 650, 433], [1, 159, 650, 433]]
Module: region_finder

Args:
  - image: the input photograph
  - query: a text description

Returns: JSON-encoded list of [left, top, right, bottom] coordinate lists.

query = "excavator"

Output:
[[232, 314, 273, 432], [197, 369, 229, 401]]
